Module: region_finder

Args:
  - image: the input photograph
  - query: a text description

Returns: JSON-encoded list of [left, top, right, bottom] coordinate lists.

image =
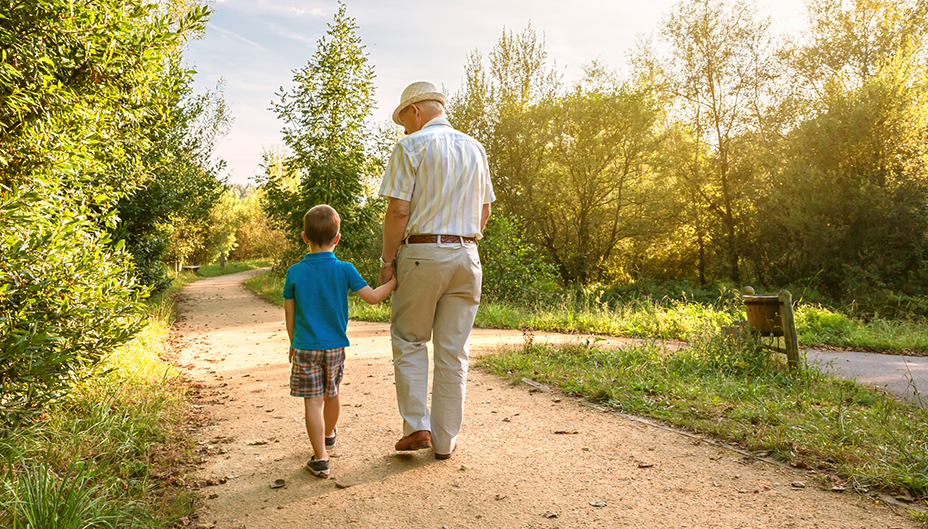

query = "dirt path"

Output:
[[172, 270, 917, 529]]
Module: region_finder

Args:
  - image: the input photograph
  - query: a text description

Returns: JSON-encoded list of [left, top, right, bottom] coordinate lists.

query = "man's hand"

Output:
[[379, 264, 395, 286], [288, 347, 295, 363]]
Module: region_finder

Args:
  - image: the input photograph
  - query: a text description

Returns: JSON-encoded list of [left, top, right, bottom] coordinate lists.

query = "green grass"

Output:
[[475, 295, 735, 339], [796, 305, 928, 352], [479, 334, 928, 502], [244, 269, 285, 307], [0, 272, 200, 528], [196, 258, 272, 278], [242, 269, 928, 353]]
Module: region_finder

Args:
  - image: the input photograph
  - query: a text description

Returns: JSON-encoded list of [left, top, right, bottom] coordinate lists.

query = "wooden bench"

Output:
[[734, 288, 801, 370]]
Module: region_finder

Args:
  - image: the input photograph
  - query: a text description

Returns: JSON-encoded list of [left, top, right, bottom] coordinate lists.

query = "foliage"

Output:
[[113, 81, 230, 289], [481, 335, 928, 497], [539, 64, 666, 283], [226, 188, 288, 262], [0, 0, 211, 422], [446, 0, 928, 313], [0, 274, 198, 528], [264, 2, 382, 266], [479, 213, 561, 304], [759, 38, 928, 298], [655, 0, 777, 284], [0, 0, 207, 194], [449, 25, 673, 286], [0, 191, 144, 427]]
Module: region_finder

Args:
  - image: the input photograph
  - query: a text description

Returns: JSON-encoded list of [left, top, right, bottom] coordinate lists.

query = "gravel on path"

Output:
[[172, 270, 919, 529]]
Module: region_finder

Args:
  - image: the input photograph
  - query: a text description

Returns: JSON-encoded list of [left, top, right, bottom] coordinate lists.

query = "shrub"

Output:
[[0, 191, 144, 427], [795, 306, 855, 344], [480, 214, 561, 304]]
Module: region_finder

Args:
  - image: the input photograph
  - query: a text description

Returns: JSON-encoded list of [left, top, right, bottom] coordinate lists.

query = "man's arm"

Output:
[[380, 197, 410, 285], [285, 298, 296, 362], [480, 203, 492, 232]]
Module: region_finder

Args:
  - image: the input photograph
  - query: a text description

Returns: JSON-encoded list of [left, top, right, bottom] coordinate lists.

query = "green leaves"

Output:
[[0, 189, 146, 427], [265, 2, 380, 259], [0, 0, 212, 425]]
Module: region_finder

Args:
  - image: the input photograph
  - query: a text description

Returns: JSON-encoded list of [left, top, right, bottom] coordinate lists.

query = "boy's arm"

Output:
[[354, 276, 397, 305], [285, 298, 296, 362]]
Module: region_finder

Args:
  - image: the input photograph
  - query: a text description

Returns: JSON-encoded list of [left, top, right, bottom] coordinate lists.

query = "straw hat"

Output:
[[392, 81, 446, 125]]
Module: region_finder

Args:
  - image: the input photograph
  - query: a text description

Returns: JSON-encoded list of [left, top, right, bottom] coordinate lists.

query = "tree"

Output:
[[113, 79, 230, 287], [0, 0, 210, 424], [786, 0, 928, 104], [758, 0, 928, 298], [227, 188, 288, 261], [658, 0, 777, 284], [535, 65, 665, 284], [266, 2, 380, 260]]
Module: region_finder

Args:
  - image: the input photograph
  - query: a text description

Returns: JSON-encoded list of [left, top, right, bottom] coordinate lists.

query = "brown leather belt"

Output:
[[405, 234, 477, 244]]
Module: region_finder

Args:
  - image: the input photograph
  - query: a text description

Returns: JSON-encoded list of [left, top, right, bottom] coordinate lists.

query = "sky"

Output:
[[185, 0, 807, 185]]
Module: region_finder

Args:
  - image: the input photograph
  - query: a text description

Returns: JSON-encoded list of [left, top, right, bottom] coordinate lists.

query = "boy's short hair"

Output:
[[303, 205, 340, 246]]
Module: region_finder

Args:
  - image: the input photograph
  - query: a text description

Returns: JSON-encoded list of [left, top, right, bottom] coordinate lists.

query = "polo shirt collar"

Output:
[[302, 252, 335, 262]]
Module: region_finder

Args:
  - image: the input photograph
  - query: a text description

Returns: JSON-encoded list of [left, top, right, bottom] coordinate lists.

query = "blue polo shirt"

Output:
[[282, 252, 368, 350]]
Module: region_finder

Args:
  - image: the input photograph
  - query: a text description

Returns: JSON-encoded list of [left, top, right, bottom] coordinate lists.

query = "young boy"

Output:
[[283, 204, 396, 477]]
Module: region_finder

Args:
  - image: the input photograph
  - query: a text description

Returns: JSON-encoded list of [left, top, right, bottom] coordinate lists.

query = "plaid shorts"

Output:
[[290, 347, 345, 398]]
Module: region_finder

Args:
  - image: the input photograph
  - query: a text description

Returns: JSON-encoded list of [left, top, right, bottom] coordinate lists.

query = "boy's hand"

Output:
[[288, 347, 295, 363]]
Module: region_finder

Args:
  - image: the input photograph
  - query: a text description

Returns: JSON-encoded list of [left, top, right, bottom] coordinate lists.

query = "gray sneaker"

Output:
[[325, 426, 337, 448], [306, 457, 329, 477]]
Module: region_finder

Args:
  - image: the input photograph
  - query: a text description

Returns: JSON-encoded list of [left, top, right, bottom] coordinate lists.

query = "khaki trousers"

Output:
[[390, 239, 481, 454]]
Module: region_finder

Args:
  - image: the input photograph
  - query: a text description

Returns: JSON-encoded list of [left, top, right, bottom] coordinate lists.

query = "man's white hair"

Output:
[[417, 99, 445, 115]]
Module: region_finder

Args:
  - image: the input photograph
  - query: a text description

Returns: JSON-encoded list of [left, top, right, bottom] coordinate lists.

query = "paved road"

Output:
[[806, 349, 928, 407]]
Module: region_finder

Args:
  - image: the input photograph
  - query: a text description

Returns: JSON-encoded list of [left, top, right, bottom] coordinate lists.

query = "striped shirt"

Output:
[[379, 117, 495, 239]]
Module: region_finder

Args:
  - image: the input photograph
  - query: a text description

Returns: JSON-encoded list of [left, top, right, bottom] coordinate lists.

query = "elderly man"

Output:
[[378, 81, 494, 460]]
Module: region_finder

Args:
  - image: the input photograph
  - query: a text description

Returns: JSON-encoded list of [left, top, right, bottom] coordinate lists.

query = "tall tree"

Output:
[[448, 23, 561, 221], [0, 0, 210, 424], [267, 2, 378, 257], [113, 79, 230, 288], [536, 65, 665, 284], [658, 0, 777, 283], [758, 0, 928, 298]]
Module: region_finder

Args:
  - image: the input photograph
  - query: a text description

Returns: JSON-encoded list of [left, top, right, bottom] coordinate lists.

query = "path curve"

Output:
[[173, 270, 918, 529]]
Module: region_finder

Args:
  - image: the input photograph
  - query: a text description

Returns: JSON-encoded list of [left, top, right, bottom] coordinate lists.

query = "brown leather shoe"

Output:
[[434, 443, 457, 460], [395, 430, 431, 451]]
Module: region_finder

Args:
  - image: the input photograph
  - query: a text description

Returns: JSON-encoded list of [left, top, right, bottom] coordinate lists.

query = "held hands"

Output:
[[379, 263, 395, 287]]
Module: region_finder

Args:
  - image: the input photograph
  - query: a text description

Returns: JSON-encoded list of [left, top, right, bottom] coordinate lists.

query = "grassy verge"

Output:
[[479, 334, 928, 503], [0, 270, 201, 528], [796, 305, 928, 352], [196, 258, 272, 278], [242, 269, 928, 353]]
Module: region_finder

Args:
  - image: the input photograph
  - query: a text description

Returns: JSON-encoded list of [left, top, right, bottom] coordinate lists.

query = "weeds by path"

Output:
[[197, 258, 272, 278], [479, 333, 928, 503], [244, 269, 928, 354], [0, 271, 202, 528]]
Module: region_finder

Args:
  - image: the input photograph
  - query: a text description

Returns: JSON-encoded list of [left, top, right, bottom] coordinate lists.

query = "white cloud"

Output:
[[265, 21, 318, 45], [211, 23, 267, 52], [286, 6, 325, 16]]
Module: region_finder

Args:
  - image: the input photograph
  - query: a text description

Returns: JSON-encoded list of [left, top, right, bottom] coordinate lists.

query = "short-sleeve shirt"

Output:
[[379, 117, 495, 239], [282, 252, 368, 350]]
